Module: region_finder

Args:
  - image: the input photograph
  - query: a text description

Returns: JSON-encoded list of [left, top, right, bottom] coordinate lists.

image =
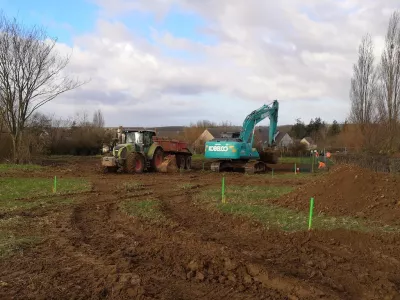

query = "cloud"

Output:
[[40, 0, 400, 127]]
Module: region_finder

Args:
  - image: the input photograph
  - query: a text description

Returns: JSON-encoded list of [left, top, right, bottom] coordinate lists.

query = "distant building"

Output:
[[274, 131, 294, 149], [300, 137, 317, 150]]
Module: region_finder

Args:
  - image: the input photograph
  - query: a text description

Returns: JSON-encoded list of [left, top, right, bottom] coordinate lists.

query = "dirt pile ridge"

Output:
[[274, 164, 400, 225]]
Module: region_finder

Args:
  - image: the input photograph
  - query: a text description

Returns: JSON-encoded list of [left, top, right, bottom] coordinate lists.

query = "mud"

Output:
[[1, 159, 400, 299], [275, 164, 400, 226]]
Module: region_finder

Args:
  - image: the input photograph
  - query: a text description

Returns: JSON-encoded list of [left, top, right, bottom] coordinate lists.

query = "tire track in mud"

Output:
[[158, 192, 334, 299], [157, 185, 400, 300], [46, 178, 270, 299], [78, 179, 286, 299], [1, 171, 400, 299]]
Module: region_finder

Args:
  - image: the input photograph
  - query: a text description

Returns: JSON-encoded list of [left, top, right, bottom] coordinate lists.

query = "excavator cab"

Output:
[[220, 132, 241, 139]]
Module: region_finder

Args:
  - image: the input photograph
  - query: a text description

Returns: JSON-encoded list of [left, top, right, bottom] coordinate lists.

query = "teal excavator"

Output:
[[204, 100, 279, 174]]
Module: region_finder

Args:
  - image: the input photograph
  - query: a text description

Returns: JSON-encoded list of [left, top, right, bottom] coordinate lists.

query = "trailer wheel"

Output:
[[134, 153, 145, 174], [151, 148, 164, 171], [185, 155, 192, 170]]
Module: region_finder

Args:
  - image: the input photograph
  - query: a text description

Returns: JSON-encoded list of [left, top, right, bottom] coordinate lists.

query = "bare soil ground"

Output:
[[275, 164, 400, 226], [1, 157, 400, 299]]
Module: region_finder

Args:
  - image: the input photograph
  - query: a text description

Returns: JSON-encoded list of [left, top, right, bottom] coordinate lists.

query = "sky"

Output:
[[0, 0, 399, 127]]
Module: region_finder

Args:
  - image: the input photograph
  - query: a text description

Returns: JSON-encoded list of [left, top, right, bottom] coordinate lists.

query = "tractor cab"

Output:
[[120, 129, 156, 153]]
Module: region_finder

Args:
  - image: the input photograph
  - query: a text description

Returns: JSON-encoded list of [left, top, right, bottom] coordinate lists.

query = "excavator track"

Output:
[[211, 161, 222, 172], [244, 161, 267, 174], [210, 160, 268, 174]]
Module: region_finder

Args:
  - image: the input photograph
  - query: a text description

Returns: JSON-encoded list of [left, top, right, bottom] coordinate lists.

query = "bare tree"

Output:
[[92, 109, 105, 127], [73, 111, 91, 127], [379, 10, 400, 125], [190, 120, 217, 128], [349, 33, 378, 127], [0, 12, 86, 162]]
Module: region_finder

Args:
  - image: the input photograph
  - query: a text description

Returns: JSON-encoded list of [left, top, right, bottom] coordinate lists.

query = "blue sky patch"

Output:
[[0, 0, 97, 45]]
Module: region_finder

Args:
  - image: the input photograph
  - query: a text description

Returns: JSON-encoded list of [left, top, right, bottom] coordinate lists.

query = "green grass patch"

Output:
[[121, 181, 144, 192], [192, 154, 204, 161], [279, 156, 334, 166], [194, 185, 400, 233], [0, 177, 91, 201], [0, 176, 88, 258], [121, 198, 166, 223], [0, 217, 42, 259], [271, 173, 315, 179], [0, 196, 77, 213], [0, 177, 91, 212], [176, 183, 195, 190], [0, 164, 44, 172], [257, 172, 323, 179], [196, 185, 294, 205]]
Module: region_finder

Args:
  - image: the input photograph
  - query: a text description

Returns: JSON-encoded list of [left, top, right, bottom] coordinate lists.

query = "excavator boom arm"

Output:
[[239, 100, 279, 146]]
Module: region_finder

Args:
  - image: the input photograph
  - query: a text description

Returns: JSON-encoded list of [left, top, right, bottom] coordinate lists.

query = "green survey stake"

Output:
[[221, 176, 225, 204], [308, 197, 314, 230], [54, 176, 57, 193]]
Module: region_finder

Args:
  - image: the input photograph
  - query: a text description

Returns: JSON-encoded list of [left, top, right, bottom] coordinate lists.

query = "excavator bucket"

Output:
[[157, 155, 178, 173], [259, 148, 279, 164]]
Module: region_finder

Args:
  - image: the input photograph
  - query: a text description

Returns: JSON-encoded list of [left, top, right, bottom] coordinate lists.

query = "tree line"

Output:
[[289, 118, 341, 142], [0, 109, 111, 162], [349, 10, 400, 154]]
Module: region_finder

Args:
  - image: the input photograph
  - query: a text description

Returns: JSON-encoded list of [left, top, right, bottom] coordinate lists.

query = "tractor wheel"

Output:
[[151, 148, 164, 171], [125, 152, 136, 174], [185, 155, 192, 170], [133, 153, 145, 174], [176, 155, 186, 170]]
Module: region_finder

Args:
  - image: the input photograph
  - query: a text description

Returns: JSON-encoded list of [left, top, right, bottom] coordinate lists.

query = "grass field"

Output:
[[120, 197, 167, 224], [0, 164, 44, 172], [278, 156, 334, 165], [193, 184, 400, 233], [0, 169, 92, 259]]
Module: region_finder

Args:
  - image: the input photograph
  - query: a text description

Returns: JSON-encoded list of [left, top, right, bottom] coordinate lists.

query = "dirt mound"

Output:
[[274, 164, 400, 225]]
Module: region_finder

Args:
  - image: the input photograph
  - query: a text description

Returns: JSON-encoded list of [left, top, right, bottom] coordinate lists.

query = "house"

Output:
[[300, 137, 317, 150], [257, 130, 293, 149], [274, 131, 293, 149]]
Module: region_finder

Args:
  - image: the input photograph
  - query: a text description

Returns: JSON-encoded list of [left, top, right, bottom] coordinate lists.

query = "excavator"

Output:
[[204, 100, 279, 174]]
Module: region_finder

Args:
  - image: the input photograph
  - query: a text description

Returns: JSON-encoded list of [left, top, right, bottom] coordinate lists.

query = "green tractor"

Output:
[[101, 127, 193, 174]]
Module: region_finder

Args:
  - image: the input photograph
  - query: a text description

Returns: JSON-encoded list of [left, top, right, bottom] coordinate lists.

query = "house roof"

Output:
[[303, 137, 315, 144], [275, 131, 287, 143]]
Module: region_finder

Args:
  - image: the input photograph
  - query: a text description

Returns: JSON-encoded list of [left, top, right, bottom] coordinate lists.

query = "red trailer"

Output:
[[152, 136, 192, 170], [152, 137, 191, 154], [101, 128, 193, 173]]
